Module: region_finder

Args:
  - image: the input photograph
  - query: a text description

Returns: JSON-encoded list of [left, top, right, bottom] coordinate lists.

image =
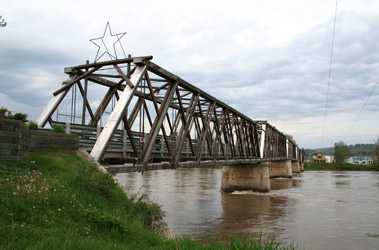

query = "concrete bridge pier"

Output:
[[291, 161, 301, 173], [300, 162, 304, 172], [269, 160, 292, 178], [221, 164, 270, 193]]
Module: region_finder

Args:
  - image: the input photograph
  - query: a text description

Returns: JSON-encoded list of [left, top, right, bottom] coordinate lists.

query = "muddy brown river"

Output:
[[115, 169, 379, 249]]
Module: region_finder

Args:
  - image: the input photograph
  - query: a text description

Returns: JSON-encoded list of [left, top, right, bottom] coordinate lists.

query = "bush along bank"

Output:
[[0, 151, 298, 250]]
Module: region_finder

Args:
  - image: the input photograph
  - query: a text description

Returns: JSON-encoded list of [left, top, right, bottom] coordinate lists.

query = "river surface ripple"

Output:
[[115, 169, 379, 250]]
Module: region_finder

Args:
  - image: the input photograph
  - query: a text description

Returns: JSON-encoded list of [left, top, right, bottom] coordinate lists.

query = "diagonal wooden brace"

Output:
[[90, 65, 147, 162], [141, 82, 179, 169]]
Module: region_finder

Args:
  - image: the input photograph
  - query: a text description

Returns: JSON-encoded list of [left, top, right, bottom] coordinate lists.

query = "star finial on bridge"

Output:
[[90, 22, 127, 62]]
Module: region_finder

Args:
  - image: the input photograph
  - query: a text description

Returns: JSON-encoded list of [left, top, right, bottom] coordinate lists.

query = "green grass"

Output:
[[0, 151, 298, 249], [305, 162, 379, 171]]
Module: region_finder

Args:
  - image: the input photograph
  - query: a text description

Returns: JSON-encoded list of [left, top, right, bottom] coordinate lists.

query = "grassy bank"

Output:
[[304, 162, 379, 171], [0, 151, 298, 249]]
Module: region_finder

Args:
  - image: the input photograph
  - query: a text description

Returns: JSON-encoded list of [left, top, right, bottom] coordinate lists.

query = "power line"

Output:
[[321, 0, 338, 148], [344, 76, 379, 141]]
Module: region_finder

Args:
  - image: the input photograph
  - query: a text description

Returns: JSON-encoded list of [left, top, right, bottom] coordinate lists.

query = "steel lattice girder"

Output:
[[37, 56, 301, 168]]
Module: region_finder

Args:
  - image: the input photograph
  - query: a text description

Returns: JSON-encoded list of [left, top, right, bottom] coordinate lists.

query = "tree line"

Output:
[[333, 140, 379, 165]]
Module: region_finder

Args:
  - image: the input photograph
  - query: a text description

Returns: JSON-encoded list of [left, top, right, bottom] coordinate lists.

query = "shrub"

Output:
[[28, 121, 38, 130], [53, 125, 65, 133], [11, 112, 28, 123]]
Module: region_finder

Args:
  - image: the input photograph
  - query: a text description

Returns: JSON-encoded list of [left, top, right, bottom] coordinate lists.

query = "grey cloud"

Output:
[[1, 4, 379, 148]]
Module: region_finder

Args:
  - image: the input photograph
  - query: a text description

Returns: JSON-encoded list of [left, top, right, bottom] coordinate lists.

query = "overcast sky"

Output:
[[1, 0, 379, 149]]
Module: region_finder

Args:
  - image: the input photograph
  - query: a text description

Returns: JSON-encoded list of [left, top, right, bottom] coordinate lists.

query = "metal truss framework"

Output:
[[37, 56, 302, 170], [257, 121, 301, 161]]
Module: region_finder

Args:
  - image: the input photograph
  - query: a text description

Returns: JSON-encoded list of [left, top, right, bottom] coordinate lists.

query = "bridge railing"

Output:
[[51, 121, 220, 161]]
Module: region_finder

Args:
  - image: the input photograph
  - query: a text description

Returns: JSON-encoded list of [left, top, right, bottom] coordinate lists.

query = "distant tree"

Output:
[[285, 134, 296, 144], [301, 147, 307, 157], [0, 107, 12, 118], [375, 137, 379, 166], [334, 141, 351, 165], [0, 107, 28, 123]]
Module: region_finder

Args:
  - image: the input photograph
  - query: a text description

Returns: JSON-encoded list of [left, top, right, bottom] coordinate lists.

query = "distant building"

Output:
[[324, 155, 334, 163], [348, 156, 373, 165], [313, 153, 326, 163]]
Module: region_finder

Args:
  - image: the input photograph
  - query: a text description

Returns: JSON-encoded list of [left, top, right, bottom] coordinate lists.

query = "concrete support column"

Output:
[[269, 160, 292, 178], [291, 161, 300, 173], [300, 162, 304, 172], [221, 164, 270, 193]]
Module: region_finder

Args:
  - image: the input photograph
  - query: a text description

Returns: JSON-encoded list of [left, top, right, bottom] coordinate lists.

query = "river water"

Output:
[[115, 169, 379, 249]]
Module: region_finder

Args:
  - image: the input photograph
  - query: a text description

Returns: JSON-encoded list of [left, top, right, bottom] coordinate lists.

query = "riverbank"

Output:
[[304, 162, 379, 171], [0, 151, 297, 249]]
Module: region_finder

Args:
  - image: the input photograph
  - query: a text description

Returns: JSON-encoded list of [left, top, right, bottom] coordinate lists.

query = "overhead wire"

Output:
[[321, 0, 338, 148], [344, 76, 379, 141]]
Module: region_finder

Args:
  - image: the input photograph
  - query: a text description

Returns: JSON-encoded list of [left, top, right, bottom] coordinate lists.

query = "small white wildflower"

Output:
[[13, 192, 16, 195], [58, 208, 61, 212]]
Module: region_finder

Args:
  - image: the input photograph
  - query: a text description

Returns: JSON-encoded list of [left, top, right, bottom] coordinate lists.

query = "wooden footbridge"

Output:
[[36, 56, 303, 173]]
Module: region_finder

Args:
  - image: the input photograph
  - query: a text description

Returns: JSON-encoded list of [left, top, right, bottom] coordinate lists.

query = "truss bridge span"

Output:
[[36, 56, 303, 173]]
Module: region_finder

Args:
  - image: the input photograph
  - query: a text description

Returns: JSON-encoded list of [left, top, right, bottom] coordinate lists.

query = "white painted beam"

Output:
[[36, 75, 78, 127], [259, 123, 266, 158], [90, 65, 147, 162], [36, 90, 70, 127]]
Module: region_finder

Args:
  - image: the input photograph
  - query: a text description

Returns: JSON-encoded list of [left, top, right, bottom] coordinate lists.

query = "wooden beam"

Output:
[[36, 76, 76, 127], [89, 87, 118, 126], [196, 102, 215, 162], [76, 81, 94, 121], [90, 65, 147, 162], [144, 71, 173, 159], [141, 81, 178, 168], [67, 56, 153, 70], [113, 64, 134, 88], [54, 66, 101, 96], [173, 93, 199, 163]]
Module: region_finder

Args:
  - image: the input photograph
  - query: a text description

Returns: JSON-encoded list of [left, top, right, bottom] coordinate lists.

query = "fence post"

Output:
[[123, 129, 127, 158], [65, 122, 70, 134], [161, 136, 164, 157]]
